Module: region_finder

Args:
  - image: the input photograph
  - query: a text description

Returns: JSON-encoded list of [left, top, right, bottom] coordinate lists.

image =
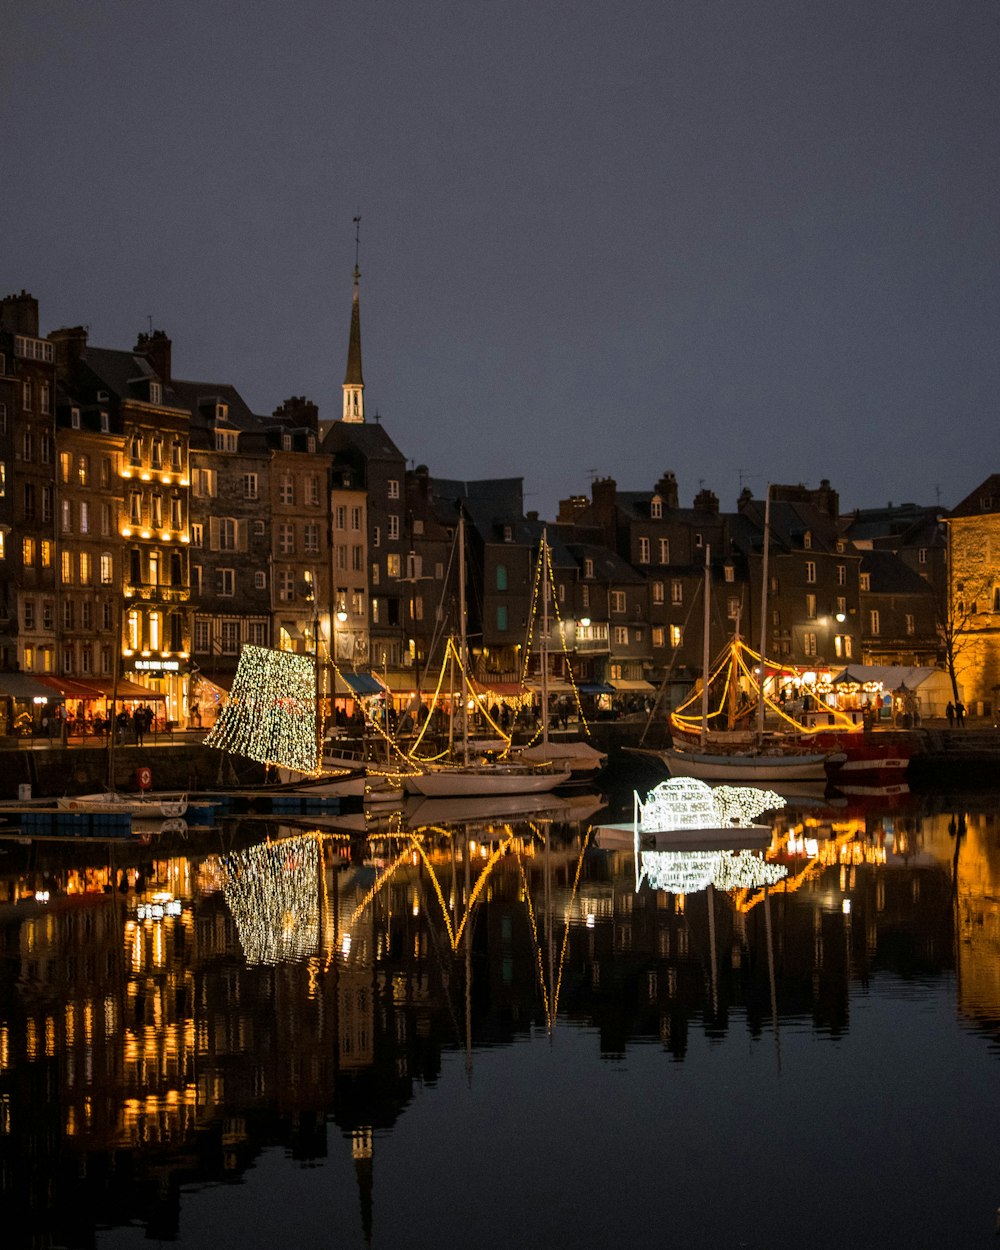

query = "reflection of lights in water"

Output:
[[34, 891, 49, 904], [586, 914, 596, 929], [842, 899, 852, 914], [341, 933, 352, 956], [223, 835, 320, 966], [639, 849, 788, 895]]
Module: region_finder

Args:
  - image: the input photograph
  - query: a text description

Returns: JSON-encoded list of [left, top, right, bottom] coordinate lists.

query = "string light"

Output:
[[639, 849, 788, 894], [635, 777, 785, 833], [222, 834, 321, 965], [204, 645, 318, 772]]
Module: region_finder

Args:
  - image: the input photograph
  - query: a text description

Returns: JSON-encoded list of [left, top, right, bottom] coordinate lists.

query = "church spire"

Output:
[[342, 216, 365, 424]]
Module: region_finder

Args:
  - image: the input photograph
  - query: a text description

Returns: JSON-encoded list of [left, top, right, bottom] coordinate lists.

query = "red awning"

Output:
[[36, 676, 107, 701]]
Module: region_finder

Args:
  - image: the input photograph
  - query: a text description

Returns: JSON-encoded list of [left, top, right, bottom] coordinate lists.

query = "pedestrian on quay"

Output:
[[946, 701, 955, 728], [133, 707, 145, 747], [956, 701, 966, 727]]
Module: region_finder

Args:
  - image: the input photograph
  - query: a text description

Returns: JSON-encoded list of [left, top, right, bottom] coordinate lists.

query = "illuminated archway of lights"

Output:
[[205, 645, 318, 773], [222, 834, 322, 965]]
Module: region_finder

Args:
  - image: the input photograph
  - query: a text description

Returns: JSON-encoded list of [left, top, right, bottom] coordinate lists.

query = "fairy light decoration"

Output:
[[222, 834, 322, 965], [204, 645, 318, 773]]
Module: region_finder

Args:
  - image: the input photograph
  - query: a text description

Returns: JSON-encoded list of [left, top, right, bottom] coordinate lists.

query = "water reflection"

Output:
[[0, 783, 998, 1245]]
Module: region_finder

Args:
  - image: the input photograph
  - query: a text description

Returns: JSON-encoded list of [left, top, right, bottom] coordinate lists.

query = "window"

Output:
[[281, 433, 292, 452], [190, 523, 203, 547], [248, 621, 269, 646], [100, 411, 110, 433], [192, 467, 216, 497], [803, 632, 818, 657], [253, 519, 265, 536], [23, 536, 36, 565], [79, 501, 89, 534], [611, 590, 626, 613], [128, 434, 142, 466], [170, 496, 182, 529], [40, 540, 51, 567], [191, 564, 202, 594], [62, 599, 74, 630], [638, 537, 650, 564], [70, 406, 81, 429], [151, 437, 163, 468], [22, 428, 32, 461], [22, 379, 31, 411], [860, 573, 870, 592], [306, 475, 320, 506], [22, 482, 35, 520], [387, 479, 399, 499], [497, 564, 508, 591], [803, 531, 812, 550], [215, 517, 238, 551], [905, 613, 915, 635], [805, 593, 816, 618], [170, 440, 182, 469], [496, 605, 509, 631], [278, 523, 295, 555], [217, 568, 235, 596], [651, 498, 662, 519], [652, 581, 664, 604], [304, 522, 319, 554], [805, 560, 816, 584], [100, 553, 114, 585], [280, 474, 294, 505], [41, 600, 53, 630], [60, 499, 72, 533], [652, 626, 665, 647], [278, 571, 294, 602], [22, 645, 33, 671], [23, 600, 35, 630], [671, 580, 683, 605], [724, 564, 734, 583], [221, 621, 240, 654], [694, 532, 703, 548], [337, 544, 347, 570], [388, 515, 400, 540], [870, 610, 880, 634], [254, 570, 267, 590], [79, 552, 92, 584], [59, 451, 72, 483], [352, 545, 363, 571], [351, 506, 362, 531], [371, 562, 380, 586], [727, 596, 740, 620], [837, 564, 846, 586], [373, 526, 381, 548], [614, 626, 629, 645], [659, 538, 670, 564], [584, 558, 594, 579], [582, 584, 590, 608], [670, 624, 683, 647], [194, 619, 211, 652], [214, 430, 238, 452], [918, 547, 928, 565], [334, 505, 347, 530], [61, 550, 73, 583], [243, 473, 258, 499], [387, 554, 401, 578]]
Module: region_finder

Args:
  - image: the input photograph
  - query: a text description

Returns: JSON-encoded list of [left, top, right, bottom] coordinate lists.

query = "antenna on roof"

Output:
[[934, 484, 941, 505], [146, 315, 152, 335]]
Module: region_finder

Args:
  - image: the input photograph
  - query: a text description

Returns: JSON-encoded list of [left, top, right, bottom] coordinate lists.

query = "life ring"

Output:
[[136, 766, 152, 790]]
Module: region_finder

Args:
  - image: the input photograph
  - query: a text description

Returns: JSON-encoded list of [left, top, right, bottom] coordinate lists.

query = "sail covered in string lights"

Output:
[[203, 645, 318, 772]]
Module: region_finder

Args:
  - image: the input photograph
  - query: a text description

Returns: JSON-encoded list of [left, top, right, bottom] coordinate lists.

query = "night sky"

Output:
[[5, 1, 999, 519]]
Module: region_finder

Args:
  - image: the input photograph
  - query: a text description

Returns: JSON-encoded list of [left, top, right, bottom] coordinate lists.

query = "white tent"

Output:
[[830, 665, 956, 719]]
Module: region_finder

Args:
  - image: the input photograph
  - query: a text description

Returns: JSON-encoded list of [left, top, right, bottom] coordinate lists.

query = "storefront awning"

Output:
[[0, 673, 58, 701], [610, 679, 655, 692], [336, 672, 384, 696], [115, 677, 167, 700], [525, 679, 575, 694], [36, 675, 109, 701]]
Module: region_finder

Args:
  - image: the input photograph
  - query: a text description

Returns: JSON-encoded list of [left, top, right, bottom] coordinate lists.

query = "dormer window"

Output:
[[584, 558, 594, 579], [981, 496, 993, 511], [724, 564, 734, 582], [836, 539, 845, 553], [150, 381, 162, 405], [651, 498, 662, 519], [307, 435, 316, 453], [215, 401, 228, 422], [503, 524, 513, 543], [803, 531, 812, 550], [70, 407, 81, 429], [281, 433, 292, 452], [100, 411, 109, 433], [214, 430, 238, 453]]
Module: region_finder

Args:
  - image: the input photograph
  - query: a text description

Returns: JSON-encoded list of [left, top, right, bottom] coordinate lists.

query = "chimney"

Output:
[[557, 494, 589, 523], [272, 395, 319, 432], [49, 326, 88, 373], [134, 329, 172, 383], [693, 487, 719, 514], [0, 291, 39, 336], [654, 470, 679, 509]]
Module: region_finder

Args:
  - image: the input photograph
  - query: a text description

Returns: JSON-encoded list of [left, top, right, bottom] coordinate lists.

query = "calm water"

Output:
[[3, 770, 1000, 1249]]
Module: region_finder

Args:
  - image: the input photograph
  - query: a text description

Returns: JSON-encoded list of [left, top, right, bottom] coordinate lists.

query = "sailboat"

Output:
[[403, 516, 571, 797], [651, 494, 848, 782], [516, 528, 607, 783]]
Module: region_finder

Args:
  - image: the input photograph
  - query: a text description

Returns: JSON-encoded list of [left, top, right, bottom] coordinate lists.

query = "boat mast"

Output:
[[700, 543, 711, 747], [756, 486, 771, 742], [540, 529, 549, 748], [459, 513, 469, 766]]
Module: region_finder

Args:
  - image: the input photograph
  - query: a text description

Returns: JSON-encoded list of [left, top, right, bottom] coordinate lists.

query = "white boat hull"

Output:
[[660, 747, 829, 782], [403, 765, 572, 797], [56, 792, 189, 817]]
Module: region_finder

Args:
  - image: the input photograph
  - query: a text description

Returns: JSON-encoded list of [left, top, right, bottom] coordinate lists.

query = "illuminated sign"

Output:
[[133, 659, 181, 672]]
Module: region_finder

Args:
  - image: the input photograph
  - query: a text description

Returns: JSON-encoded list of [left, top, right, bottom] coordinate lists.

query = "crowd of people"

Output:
[[35, 702, 160, 743]]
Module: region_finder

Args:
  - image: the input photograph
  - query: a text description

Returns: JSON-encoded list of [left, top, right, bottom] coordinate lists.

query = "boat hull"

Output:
[[659, 747, 829, 782], [403, 766, 572, 797]]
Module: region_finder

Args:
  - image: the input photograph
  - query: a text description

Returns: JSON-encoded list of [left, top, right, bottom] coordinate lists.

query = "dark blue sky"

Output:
[[5, 1, 999, 518]]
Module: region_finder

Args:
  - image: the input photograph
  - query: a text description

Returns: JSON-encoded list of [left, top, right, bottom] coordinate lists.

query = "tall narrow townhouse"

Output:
[[0, 293, 58, 679]]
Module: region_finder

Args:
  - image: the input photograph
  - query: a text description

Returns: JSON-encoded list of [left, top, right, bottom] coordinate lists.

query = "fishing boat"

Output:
[[642, 492, 853, 783]]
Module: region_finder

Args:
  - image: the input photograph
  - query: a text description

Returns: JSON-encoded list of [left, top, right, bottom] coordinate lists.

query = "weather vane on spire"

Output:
[[353, 214, 361, 277]]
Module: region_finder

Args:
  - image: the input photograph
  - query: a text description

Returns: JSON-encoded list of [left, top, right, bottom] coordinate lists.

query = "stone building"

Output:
[[942, 476, 1000, 714]]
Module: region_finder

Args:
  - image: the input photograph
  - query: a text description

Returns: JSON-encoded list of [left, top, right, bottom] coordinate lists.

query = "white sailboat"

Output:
[[403, 516, 571, 797]]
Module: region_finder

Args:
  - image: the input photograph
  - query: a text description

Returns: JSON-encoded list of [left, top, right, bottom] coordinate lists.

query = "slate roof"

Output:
[[860, 550, 937, 595], [947, 474, 1000, 519]]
